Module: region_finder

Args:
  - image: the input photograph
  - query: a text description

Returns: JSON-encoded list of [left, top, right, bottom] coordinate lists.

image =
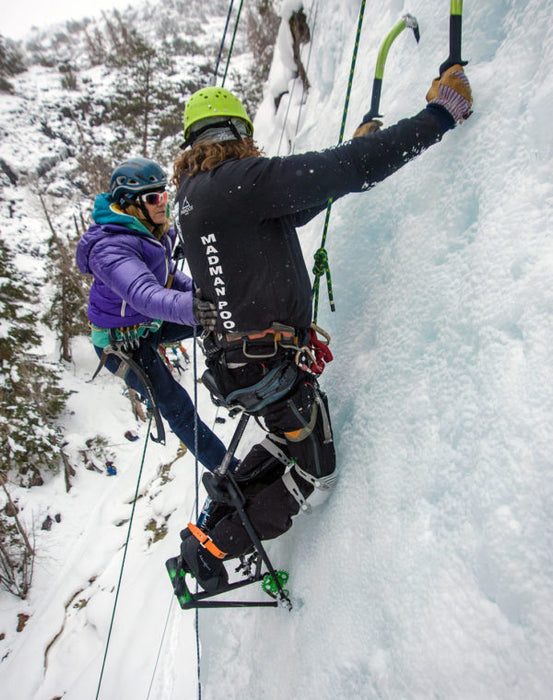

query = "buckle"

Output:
[[187, 523, 227, 559]]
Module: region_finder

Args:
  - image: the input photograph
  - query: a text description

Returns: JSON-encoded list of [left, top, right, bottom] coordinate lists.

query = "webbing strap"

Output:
[[285, 400, 318, 442], [294, 463, 338, 491], [314, 390, 333, 444], [188, 522, 227, 560], [282, 468, 312, 514], [260, 435, 294, 468]]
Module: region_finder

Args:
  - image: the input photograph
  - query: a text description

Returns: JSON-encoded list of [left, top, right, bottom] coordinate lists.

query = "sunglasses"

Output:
[[139, 191, 168, 206]]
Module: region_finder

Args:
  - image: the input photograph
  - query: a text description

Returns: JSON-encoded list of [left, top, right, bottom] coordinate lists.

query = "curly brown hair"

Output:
[[172, 138, 263, 186]]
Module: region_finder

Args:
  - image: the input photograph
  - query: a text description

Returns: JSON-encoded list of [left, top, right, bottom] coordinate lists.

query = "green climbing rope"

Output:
[[95, 415, 153, 700], [222, 0, 244, 87], [312, 0, 367, 323]]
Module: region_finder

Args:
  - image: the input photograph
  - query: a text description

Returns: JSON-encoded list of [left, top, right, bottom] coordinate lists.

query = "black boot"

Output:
[[180, 530, 229, 594]]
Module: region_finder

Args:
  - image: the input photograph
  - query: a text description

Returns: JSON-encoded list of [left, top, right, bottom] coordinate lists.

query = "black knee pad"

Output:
[[264, 379, 336, 479], [234, 442, 288, 496]]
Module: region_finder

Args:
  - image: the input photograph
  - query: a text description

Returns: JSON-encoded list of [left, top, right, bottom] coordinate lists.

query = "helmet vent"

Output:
[[109, 157, 167, 201]]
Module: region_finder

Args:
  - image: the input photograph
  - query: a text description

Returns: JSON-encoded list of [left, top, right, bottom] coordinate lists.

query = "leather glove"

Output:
[[193, 289, 217, 331], [353, 119, 383, 138], [426, 64, 473, 124]]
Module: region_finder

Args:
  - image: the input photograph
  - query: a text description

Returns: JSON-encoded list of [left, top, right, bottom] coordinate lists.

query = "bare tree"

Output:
[[40, 194, 90, 362], [0, 475, 34, 598]]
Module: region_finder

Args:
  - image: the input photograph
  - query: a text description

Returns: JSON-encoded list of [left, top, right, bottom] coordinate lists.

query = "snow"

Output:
[[2, 0, 553, 698]]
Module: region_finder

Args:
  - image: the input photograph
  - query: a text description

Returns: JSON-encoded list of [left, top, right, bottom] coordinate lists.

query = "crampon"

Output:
[[166, 551, 292, 610]]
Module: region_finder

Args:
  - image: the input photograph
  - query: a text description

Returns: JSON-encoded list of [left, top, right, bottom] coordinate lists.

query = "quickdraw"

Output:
[[295, 323, 333, 375]]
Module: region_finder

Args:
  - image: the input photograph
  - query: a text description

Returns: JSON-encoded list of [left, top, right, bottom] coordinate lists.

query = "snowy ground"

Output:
[[2, 0, 553, 698]]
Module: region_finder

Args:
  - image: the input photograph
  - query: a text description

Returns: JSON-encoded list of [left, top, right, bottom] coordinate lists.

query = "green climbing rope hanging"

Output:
[[95, 415, 153, 700], [312, 0, 366, 323], [222, 0, 244, 87]]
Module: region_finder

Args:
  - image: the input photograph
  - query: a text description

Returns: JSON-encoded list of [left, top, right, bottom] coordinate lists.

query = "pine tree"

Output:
[[0, 34, 26, 93], [40, 195, 90, 362], [105, 24, 186, 160], [0, 238, 69, 487]]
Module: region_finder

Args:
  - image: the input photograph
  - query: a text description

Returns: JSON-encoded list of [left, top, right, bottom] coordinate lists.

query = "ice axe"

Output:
[[361, 14, 420, 124], [439, 0, 468, 75]]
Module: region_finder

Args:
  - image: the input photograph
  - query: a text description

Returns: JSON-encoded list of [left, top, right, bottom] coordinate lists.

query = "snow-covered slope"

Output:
[[2, 0, 553, 698]]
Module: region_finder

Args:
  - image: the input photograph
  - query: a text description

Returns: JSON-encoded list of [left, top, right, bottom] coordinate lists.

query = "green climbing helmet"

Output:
[[183, 86, 254, 143]]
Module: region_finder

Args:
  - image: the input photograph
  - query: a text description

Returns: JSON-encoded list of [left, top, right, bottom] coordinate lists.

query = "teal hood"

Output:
[[91, 193, 152, 235]]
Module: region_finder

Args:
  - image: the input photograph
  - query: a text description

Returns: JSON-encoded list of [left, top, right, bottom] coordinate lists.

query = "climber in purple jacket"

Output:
[[76, 157, 228, 471]]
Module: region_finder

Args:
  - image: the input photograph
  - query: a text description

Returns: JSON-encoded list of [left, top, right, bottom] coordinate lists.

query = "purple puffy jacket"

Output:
[[76, 194, 196, 329]]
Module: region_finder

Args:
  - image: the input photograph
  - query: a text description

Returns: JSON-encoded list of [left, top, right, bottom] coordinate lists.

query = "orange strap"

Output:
[[187, 522, 227, 560], [224, 326, 298, 346]]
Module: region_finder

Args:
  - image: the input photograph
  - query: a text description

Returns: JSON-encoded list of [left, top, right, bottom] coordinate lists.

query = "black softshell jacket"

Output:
[[175, 107, 447, 334]]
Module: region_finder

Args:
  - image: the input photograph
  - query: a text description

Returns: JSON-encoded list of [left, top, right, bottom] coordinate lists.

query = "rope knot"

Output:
[[312, 247, 329, 277]]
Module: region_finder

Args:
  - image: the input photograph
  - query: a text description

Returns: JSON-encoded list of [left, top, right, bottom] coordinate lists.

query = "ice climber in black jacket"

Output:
[[168, 65, 473, 594]]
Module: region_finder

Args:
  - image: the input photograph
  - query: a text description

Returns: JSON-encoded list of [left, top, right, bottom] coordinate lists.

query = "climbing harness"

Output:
[[167, 319, 333, 609], [217, 362, 299, 413], [200, 323, 332, 413], [91, 330, 166, 444], [207, 322, 332, 373], [218, 322, 303, 359], [311, 0, 367, 323]]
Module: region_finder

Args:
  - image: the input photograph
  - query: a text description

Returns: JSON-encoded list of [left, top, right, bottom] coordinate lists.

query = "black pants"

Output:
[[207, 356, 336, 557]]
